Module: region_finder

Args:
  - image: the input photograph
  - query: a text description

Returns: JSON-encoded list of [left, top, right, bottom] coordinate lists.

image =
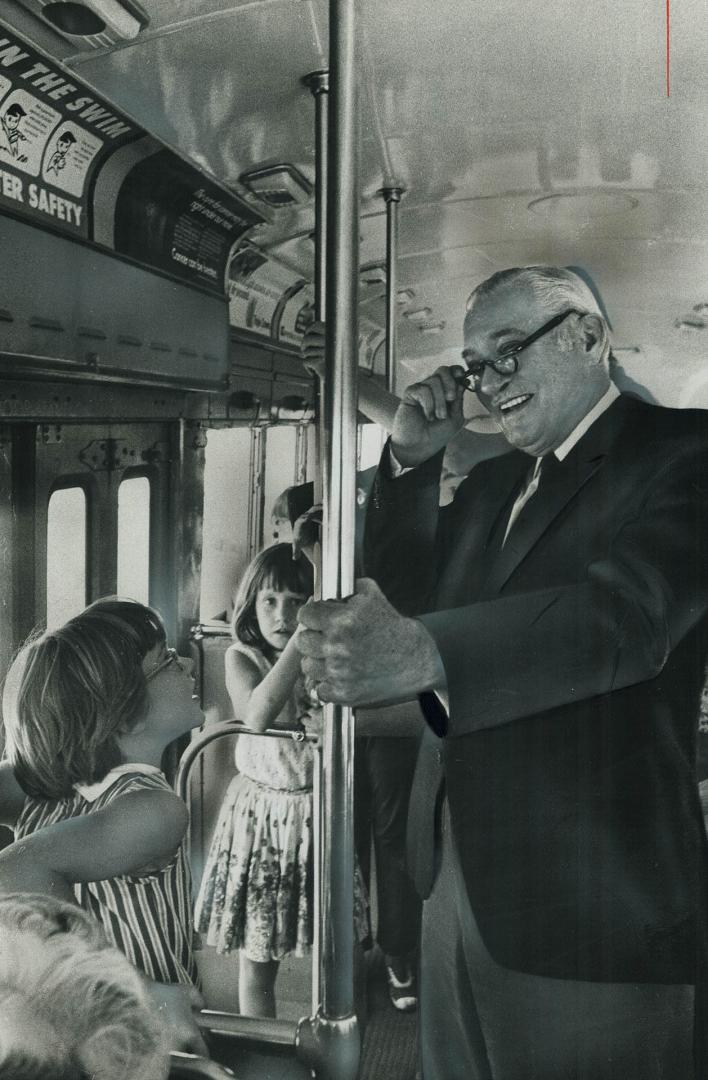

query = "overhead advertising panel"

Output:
[[0, 29, 133, 237], [227, 242, 385, 365], [228, 245, 314, 344], [0, 22, 262, 295], [113, 150, 259, 294]]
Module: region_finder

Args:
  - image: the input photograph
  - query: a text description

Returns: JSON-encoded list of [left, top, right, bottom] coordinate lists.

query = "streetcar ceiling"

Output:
[[6, 0, 708, 407]]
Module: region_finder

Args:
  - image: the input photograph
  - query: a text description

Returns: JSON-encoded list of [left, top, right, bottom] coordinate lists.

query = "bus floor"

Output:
[[358, 946, 419, 1080], [197, 945, 418, 1080]]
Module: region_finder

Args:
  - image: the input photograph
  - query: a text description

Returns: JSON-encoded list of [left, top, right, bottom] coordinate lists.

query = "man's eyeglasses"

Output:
[[146, 647, 186, 682], [459, 308, 583, 389]]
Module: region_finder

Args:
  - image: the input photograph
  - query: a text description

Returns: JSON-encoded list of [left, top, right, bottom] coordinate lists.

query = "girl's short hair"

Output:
[[2, 599, 166, 800], [231, 543, 314, 654]]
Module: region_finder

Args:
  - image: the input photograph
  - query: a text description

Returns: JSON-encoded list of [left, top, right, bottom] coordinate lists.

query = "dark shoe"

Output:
[[385, 958, 417, 1012]]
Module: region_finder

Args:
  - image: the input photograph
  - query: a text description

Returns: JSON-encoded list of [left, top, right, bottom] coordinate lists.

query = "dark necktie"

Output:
[[502, 454, 555, 546]]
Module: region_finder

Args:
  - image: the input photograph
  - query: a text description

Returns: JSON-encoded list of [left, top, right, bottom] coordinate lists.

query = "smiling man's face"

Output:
[[463, 281, 609, 457]]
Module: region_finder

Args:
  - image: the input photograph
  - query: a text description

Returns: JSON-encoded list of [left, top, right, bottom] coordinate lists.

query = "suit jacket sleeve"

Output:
[[363, 442, 446, 616], [366, 435, 708, 737]]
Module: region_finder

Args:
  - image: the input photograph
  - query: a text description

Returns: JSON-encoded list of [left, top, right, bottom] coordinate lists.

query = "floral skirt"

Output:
[[195, 773, 369, 963]]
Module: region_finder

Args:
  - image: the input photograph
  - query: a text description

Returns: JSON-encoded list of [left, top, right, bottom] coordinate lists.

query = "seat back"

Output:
[[169, 1051, 237, 1078]]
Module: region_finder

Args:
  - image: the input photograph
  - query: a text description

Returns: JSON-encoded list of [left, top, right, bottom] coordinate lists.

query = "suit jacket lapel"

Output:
[[478, 450, 530, 551], [479, 396, 631, 598], [441, 451, 528, 605]]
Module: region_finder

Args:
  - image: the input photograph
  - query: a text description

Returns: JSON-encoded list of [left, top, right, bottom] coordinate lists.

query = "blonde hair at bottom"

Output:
[[0, 892, 170, 1080]]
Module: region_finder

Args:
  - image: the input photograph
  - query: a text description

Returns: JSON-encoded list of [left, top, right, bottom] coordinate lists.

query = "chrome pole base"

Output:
[[296, 1012, 360, 1080]]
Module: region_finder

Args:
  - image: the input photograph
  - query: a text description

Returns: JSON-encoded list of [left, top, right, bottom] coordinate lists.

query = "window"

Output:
[[264, 426, 301, 543], [200, 428, 253, 622], [117, 475, 151, 603], [358, 423, 387, 471], [46, 486, 87, 629]]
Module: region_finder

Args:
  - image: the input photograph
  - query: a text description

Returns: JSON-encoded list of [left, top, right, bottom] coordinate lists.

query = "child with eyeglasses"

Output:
[[0, 597, 206, 1054]]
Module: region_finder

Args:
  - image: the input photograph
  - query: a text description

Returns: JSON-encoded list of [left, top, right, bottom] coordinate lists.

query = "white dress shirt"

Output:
[[501, 382, 620, 545]]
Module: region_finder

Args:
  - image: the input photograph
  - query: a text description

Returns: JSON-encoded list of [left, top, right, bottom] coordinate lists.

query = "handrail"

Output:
[[169, 1050, 237, 1079], [175, 721, 322, 1025], [175, 722, 319, 870], [175, 719, 319, 805], [196, 1010, 297, 1047]]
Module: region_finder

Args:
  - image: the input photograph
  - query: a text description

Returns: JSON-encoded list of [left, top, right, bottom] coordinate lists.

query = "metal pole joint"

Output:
[[303, 69, 330, 95], [296, 1013, 360, 1080], [381, 184, 405, 204]]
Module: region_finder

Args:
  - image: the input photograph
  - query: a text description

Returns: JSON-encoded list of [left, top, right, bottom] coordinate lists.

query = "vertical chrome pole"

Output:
[[296, 0, 360, 1075], [303, 67, 329, 1019], [310, 737, 323, 1015], [319, 0, 359, 1019], [303, 69, 329, 519], [294, 423, 309, 486], [382, 186, 404, 394], [304, 71, 330, 325], [247, 426, 266, 560]]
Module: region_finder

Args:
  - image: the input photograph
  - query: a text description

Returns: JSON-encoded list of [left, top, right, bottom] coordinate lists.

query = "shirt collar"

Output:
[[74, 763, 163, 803], [553, 382, 620, 462]]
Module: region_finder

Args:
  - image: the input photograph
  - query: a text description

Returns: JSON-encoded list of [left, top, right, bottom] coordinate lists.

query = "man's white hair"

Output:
[[466, 265, 605, 319], [465, 265, 612, 364]]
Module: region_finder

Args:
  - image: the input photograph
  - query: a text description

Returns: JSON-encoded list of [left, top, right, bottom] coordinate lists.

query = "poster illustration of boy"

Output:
[[0, 103, 28, 163], [47, 130, 77, 177]]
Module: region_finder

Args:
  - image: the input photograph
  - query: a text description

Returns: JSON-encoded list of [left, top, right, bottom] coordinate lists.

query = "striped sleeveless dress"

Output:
[[14, 763, 198, 986]]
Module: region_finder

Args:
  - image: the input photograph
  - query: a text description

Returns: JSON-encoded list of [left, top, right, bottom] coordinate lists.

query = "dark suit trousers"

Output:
[[420, 801, 694, 1080], [355, 735, 422, 957]]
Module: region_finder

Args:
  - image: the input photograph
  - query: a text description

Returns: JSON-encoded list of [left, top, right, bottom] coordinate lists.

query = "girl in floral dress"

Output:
[[195, 544, 322, 1017]]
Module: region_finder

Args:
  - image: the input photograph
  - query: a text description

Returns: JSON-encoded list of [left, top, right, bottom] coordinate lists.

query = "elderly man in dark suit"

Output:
[[297, 265, 708, 1079]]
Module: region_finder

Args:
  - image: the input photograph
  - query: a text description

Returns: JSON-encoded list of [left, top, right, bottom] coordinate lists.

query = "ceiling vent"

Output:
[[239, 165, 313, 208], [674, 303, 708, 331], [403, 307, 432, 323], [360, 263, 387, 286], [675, 314, 707, 331], [19, 0, 149, 48]]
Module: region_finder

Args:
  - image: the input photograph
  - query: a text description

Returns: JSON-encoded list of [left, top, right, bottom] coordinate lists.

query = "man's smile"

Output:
[[497, 393, 534, 415]]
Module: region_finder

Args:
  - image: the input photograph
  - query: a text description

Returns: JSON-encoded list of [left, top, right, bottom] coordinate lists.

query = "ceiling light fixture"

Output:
[[21, 0, 148, 46], [239, 164, 313, 208]]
